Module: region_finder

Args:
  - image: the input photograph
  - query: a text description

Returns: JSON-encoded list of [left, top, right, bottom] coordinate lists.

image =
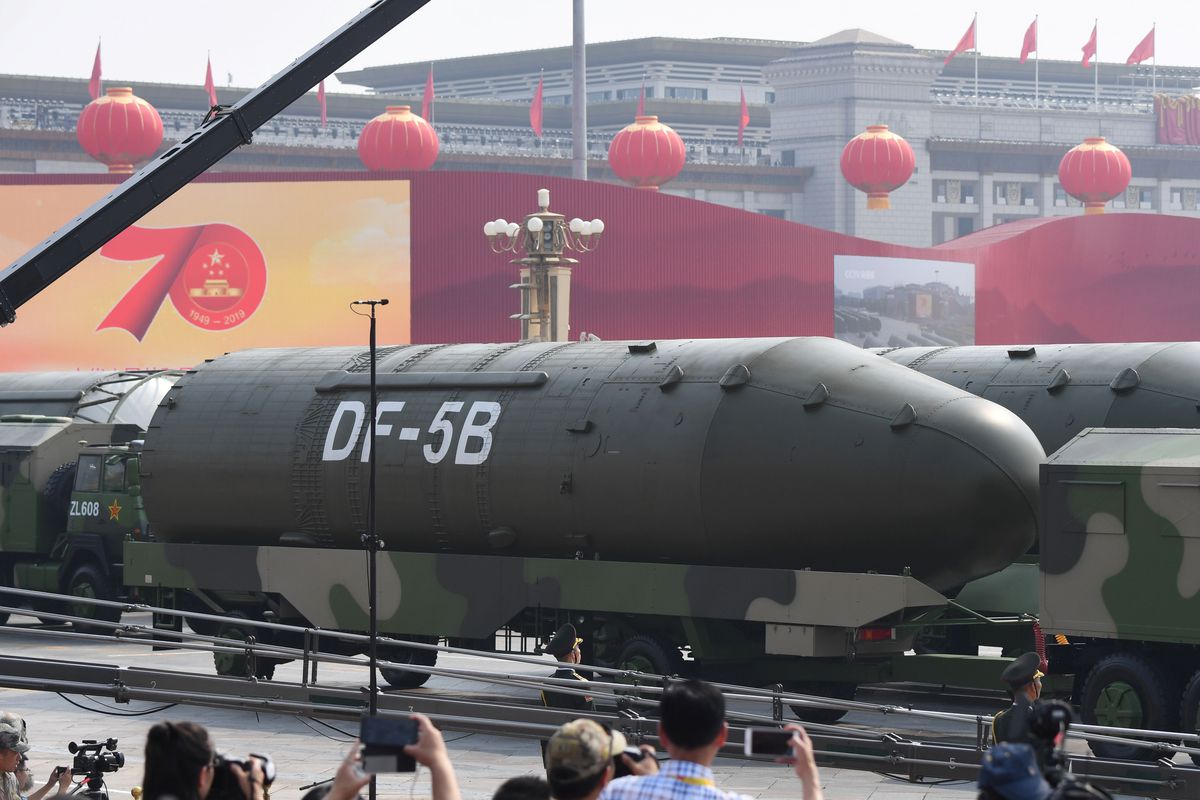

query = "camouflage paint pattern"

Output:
[[125, 541, 946, 648], [1042, 428, 1200, 644]]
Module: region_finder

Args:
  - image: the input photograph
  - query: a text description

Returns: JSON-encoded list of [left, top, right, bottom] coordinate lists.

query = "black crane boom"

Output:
[[0, 0, 431, 326]]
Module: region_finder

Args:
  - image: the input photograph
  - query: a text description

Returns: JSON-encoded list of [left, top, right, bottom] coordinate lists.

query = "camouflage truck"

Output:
[[0, 416, 146, 629], [1042, 428, 1200, 760]]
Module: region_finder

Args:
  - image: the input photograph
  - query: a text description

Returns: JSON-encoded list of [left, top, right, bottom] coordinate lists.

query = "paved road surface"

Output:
[[0, 613, 998, 800]]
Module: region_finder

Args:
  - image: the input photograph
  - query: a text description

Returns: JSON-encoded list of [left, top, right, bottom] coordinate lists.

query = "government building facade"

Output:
[[2, 29, 1198, 246]]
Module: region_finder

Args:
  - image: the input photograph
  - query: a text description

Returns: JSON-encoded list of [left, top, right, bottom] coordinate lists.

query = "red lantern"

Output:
[[76, 87, 163, 174], [357, 105, 439, 171], [607, 115, 686, 191], [840, 124, 915, 210], [1058, 137, 1131, 214]]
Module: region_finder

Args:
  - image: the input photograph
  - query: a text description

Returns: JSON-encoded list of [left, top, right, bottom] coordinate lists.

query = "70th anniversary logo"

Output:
[[98, 223, 267, 340]]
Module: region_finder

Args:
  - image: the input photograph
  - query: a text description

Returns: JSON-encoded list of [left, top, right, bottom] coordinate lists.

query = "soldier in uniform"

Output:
[[539, 624, 595, 767], [992, 651, 1044, 746], [540, 623, 596, 712]]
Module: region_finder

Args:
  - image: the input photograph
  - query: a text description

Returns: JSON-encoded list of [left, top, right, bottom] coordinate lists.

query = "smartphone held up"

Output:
[[743, 728, 795, 757], [359, 717, 418, 773]]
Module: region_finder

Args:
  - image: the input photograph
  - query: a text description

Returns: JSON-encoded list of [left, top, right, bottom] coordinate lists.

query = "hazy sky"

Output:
[[0, 1, 1192, 94]]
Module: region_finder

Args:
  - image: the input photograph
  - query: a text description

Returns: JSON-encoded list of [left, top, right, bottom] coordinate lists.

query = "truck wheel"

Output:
[[67, 564, 120, 634], [41, 463, 76, 533], [213, 611, 277, 680], [0, 562, 12, 626], [616, 635, 680, 678], [379, 639, 437, 688], [1080, 653, 1177, 761], [1178, 669, 1200, 766], [785, 681, 856, 724]]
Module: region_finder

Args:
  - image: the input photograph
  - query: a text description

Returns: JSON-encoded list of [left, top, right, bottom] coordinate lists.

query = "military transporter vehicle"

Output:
[[880, 342, 1200, 757], [110, 336, 1045, 704], [0, 371, 176, 627]]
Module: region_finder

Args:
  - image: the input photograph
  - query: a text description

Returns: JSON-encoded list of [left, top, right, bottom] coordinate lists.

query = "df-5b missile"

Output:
[[141, 337, 1044, 592], [875, 342, 1200, 453]]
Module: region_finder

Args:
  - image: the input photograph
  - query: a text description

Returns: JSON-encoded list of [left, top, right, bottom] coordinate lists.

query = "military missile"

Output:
[[0, 370, 178, 428], [874, 342, 1200, 453], [140, 337, 1045, 592]]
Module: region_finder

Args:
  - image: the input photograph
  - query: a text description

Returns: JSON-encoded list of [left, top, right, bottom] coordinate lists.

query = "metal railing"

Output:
[[0, 586, 1198, 798]]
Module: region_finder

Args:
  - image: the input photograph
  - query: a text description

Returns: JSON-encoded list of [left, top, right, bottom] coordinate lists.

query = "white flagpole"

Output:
[[1034, 15, 1039, 108], [1151, 23, 1157, 94], [974, 12, 979, 106]]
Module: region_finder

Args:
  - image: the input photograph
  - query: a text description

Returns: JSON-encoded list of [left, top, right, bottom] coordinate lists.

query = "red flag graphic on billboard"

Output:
[[944, 17, 976, 66], [98, 223, 267, 340], [530, 75, 544, 138], [1082, 24, 1098, 67], [1020, 19, 1038, 64], [318, 80, 327, 127], [88, 42, 102, 100], [422, 65, 434, 121], [738, 85, 750, 146], [1126, 27, 1155, 65], [204, 56, 218, 108]]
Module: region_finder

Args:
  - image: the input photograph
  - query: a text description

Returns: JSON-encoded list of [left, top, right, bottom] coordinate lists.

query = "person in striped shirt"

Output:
[[598, 679, 823, 800]]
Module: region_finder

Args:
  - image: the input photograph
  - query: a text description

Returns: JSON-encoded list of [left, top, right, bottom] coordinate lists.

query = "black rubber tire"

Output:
[[41, 463, 76, 534], [0, 562, 12, 626], [786, 682, 856, 725], [379, 639, 438, 688], [213, 610, 277, 680], [66, 563, 120, 634], [1178, 669, 1200, 766], [1080, 652, 1177, 761], [616, 635, 681, 678]]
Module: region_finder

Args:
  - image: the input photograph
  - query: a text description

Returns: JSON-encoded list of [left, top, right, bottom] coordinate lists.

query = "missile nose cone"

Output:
[[917, 395, 1045, 588]]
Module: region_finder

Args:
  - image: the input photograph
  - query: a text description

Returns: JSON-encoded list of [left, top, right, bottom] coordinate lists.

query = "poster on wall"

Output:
[[0, 176, 411, 371], [833, 255, 976, 348]]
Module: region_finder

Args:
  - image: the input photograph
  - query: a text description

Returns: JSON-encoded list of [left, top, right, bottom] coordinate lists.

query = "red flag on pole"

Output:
[[1126, 27, 1155, 65], [737, 85, 750, 146], [88, 41, 102, 100], [422, 64, 434, 121], [204, 56, 218, 108], [530, 74, 544, 138], [1020, 18, 1038, 64], [1081, 24, 1098, 67], [944, 18, 976, 66], [317, 80, 327, 128], [636, 77, 645, 117]]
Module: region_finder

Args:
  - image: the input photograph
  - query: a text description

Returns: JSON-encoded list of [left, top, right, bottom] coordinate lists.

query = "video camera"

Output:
[[980, 701, 1112, 800], [69, 739, 125, 776], [612, 746, 649, 779], [208, 753, 277, 800], [66, 740, 125, 800]]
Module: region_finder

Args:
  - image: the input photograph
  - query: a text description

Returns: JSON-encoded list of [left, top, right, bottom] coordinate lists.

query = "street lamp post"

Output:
[[350, 296, 387, 800], [483, 188, 604, 342]]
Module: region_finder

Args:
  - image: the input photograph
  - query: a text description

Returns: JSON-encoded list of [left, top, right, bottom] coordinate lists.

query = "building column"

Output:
[[1041, 176, 1055, 215], [1158, 180, 1172, 214], [980, 174, 995, 228]]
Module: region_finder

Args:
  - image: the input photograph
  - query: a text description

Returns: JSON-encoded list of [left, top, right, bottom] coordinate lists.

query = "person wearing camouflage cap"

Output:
[[0, 724, 29, 800], [544, 719, 654, 800], [992, 652, 1044, 746]]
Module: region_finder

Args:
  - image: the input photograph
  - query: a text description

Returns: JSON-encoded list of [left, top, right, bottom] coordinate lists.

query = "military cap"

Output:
[[1000, 652, 1044, 689], [0, 726, 28, 754], [544, 624, 583, 659], [0, 712, 25, 744], [546, 719, 626, 784], [978, 743, 1051, 800]]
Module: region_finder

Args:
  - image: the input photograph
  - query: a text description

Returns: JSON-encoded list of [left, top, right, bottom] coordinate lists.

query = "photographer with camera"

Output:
[[599, 679, 824, 800], [0, 726, 28, 800], [142, 721, 266, 800], [543, 719, 655, 800], [15, 755, 72, 800]]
